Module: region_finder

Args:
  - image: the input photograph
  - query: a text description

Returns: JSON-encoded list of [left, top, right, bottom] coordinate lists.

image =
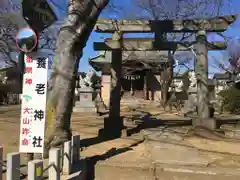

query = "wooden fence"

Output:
[[0, 135, 85, 180]]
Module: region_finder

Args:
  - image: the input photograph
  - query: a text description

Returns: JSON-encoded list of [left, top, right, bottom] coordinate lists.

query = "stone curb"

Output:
[[157, 164, 240, 176], [96, 160, 154, 171], [95, 161, 240, 177]]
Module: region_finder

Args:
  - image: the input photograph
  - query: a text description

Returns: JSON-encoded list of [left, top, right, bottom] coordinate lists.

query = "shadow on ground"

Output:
[[78, 111, 191, 179], [79, 110, 240, 180], [80, 111, 191, 148], [85, 140, 143, 180]]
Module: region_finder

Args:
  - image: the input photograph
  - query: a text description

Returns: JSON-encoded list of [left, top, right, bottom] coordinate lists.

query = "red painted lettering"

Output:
[[26, 56, 32, 63], [25, 78, 32, 84], [22, 117, 30, 124], [22, 138, 29, 145], [25, 67, 32, 73], [22, 128, 29, 135], [23, 108, 32, 114]]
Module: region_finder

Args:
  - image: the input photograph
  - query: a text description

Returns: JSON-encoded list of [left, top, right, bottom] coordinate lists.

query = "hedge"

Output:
[[218, 85, 240, 114]]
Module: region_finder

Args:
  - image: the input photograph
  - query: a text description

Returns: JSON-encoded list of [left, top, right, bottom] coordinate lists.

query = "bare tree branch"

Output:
[[0, 0, 60, 69], [0, 14, 19, 68]]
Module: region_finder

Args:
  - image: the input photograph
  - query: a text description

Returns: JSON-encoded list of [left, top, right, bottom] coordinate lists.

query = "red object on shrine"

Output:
[[84, 95, 88, 99]]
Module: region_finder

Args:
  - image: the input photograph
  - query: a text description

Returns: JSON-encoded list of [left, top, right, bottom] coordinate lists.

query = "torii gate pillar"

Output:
[[103, 31, 124, 136], [193, 30, 216, 129]]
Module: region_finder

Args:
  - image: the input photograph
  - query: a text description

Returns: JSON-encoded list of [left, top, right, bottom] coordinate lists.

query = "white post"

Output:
[[0, 147, 3, 180], [28, 160, 43, 180], [6, 152, 20, 180], [71, 135, 80, 164], [62, 141, 71, 175], [49, 148, 60, 180]]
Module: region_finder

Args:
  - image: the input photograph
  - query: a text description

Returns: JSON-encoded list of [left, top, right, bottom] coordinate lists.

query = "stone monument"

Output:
[[182, 71, 198, 116], [73, 70, 97, 112]]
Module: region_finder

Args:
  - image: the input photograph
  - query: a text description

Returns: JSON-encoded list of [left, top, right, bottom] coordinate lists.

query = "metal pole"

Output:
[[18, 51, 25, 91]]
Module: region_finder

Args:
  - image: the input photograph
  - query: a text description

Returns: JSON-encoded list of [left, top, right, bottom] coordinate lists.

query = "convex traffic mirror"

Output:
[[16, 28, 38, 52]]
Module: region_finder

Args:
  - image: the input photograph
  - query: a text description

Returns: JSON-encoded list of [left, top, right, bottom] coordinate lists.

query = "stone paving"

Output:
[[2, 104, 240, 179], [72, 103, 240, 180]]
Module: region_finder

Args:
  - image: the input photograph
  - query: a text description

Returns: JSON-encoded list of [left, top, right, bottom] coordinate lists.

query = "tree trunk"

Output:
[[44, 0, 109, 157]]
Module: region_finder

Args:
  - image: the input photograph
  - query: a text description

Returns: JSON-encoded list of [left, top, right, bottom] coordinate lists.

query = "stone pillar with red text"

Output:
[[73, 87, 97, 112]]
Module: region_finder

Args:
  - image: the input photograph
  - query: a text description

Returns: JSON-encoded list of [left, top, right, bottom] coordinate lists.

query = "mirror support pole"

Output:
[[18, 51, 25, 93]]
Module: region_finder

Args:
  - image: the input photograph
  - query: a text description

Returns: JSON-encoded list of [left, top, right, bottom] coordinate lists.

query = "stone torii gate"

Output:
[[93, 15, 236, 134]]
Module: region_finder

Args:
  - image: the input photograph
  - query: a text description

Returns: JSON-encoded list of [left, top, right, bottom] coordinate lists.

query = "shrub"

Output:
[[218, 86, 240, 114]]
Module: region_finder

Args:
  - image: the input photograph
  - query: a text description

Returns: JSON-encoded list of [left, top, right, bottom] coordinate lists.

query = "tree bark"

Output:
[[44, 0, 109, 157]]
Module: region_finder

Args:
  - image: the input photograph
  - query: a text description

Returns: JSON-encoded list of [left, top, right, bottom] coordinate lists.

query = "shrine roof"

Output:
[[89, 51, 171, 72], [88, 52, 110, 72], [213, 73, 231, 80], [89, 51, 170, 63], [208, 79, 216, 86]]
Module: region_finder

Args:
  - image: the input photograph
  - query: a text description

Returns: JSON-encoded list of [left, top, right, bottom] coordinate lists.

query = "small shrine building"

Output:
[[89, 50, 172, 106]]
